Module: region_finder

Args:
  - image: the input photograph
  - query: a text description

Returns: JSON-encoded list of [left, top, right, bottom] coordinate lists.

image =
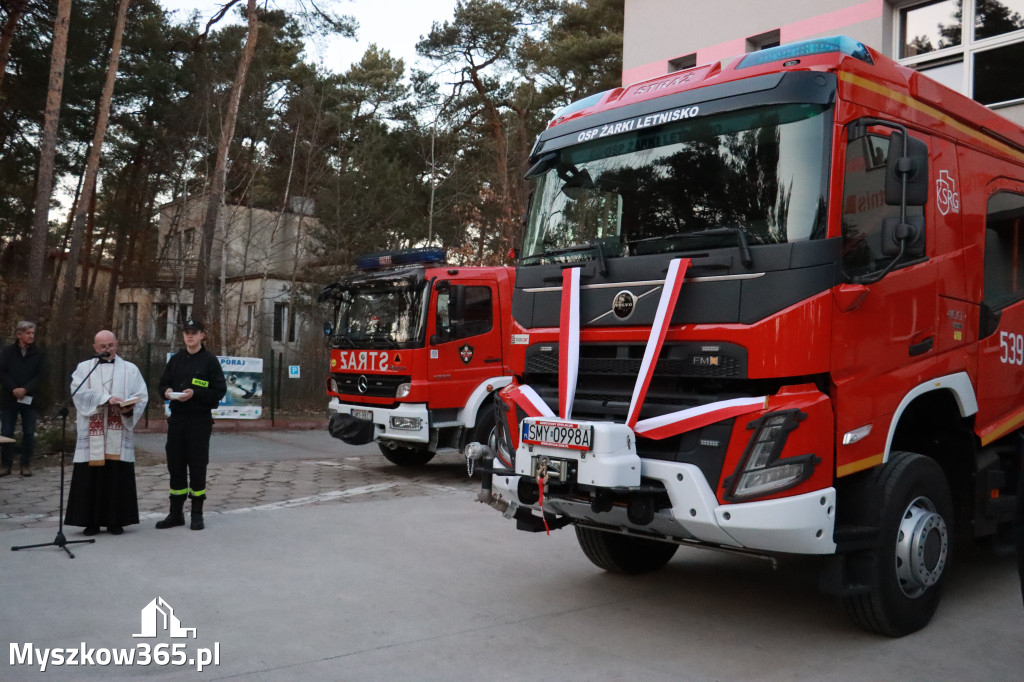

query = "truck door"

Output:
[[975, 183, 1024, 442], [830, 127, 940, 469], [427, 279, 503, 410]]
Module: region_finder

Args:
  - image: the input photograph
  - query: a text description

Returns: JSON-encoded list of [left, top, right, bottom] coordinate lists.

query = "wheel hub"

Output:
[[894, 496, 948, 598]]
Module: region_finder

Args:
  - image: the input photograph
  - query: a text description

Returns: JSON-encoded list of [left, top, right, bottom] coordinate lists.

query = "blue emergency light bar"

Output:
[[356, 247, 446, 271], [736, 36, 873, 70]]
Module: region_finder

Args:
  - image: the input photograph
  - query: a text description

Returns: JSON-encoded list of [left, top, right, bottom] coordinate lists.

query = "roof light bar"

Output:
[[356, 247, 446, 271], [736, 36, 872, 70]]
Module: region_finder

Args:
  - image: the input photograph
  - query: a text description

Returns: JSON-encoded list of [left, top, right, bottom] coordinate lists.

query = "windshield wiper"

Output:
[[370, 332, 400, 348], [629, 225, 753, 268], [522, 241, 608, 275], [333, 333, 357, 349]]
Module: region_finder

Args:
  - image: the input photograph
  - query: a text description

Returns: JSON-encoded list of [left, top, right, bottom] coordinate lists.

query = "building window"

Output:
[[897, 0, 1024, 106], [177, 304, 192, 329], [119, 303, 138, 341], [668, 53, 697, 72], [245, 303, 256, 338], [273, 303, 296, 342], [747, 29, 781, 52], [153, 304, 170, 341]]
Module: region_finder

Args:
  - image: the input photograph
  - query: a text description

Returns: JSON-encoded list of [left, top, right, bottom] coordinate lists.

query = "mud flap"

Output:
[[328, 412, 375, 445]]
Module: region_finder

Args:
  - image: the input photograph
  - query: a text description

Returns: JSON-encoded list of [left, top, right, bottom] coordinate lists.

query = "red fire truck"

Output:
[[321, 248, 515, 466], [473, 36, 1024, 636]]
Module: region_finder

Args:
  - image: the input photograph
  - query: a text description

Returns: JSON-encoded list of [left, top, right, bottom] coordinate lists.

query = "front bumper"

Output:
[[327, 397, 431, 444], [492, 459, 836, 554]]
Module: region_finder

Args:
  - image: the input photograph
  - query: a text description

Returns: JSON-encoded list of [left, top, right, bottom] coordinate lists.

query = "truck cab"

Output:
[[321, 248, 515, 466], [474, 37, 1024, 636]]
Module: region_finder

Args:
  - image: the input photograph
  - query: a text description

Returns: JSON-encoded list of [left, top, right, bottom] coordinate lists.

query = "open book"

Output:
[[118, 396, 143, 407]]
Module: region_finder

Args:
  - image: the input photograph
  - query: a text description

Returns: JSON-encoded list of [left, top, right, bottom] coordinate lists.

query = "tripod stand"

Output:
[[12, 355, 107, 558]]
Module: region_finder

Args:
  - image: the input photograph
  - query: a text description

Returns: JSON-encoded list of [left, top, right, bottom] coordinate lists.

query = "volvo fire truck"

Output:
[[321, 248, 515, 466], [472, 36, 1024, 636]]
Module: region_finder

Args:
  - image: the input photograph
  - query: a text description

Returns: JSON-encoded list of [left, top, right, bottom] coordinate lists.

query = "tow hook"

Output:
[[465, 441, 514, 515]]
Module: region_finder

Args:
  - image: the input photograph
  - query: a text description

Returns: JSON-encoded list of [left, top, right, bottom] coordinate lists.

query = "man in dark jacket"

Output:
[[0, 321, 45, 477], [156, 318, 226, 530]]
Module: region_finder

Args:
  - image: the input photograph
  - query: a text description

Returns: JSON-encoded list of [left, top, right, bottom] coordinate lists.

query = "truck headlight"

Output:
[[396, 383, 411, 398], [725, 409, 819, 501], [390, 416, 422, 430], [327, 377, 339, 394]]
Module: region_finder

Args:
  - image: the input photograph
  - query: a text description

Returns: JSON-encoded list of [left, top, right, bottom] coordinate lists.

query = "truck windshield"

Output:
[[522, 103, 830, 264], [328, 280, 429, 349]]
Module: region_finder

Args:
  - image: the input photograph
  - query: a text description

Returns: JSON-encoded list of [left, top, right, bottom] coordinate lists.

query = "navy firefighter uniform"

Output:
[[156, 319, 226, 530]]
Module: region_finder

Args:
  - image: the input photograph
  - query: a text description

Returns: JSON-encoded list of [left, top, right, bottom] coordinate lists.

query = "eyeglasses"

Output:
[[95, 343, 118, 350]]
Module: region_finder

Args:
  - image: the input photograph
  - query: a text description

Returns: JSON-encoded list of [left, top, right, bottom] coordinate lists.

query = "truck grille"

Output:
[[525, 342, 747, 381], [332, 373, 411, 399]]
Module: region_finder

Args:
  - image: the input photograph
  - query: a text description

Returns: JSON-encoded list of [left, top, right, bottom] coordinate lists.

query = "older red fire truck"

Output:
[[472, 36, 1024, 636], [321, 248, 515, 466]]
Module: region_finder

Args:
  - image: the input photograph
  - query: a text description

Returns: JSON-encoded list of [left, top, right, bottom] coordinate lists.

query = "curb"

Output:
[[135, 419, 324, 434]]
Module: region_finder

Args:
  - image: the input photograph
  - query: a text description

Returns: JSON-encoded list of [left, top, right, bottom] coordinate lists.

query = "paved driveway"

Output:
[[1, 427, 1022, 680]]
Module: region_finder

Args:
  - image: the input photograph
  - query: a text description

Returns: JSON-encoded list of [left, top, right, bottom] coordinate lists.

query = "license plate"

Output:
[[351, 408, 372, 421], [522, 420, 593, 451]]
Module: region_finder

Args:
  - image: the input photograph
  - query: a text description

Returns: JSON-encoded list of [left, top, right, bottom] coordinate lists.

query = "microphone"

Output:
[[93, 351, 111, 359]]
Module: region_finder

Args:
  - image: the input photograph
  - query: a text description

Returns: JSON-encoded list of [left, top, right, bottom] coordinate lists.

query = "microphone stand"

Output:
[[12, 354, 109, 558]]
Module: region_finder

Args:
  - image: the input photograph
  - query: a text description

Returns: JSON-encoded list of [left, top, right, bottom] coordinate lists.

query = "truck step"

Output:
[[431, 421, 464, 429], [832, 524, 878, 552]]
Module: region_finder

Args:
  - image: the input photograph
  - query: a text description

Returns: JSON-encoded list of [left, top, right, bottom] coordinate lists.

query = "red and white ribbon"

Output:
[[634, 396, 767, 440], [626, 258, 690, 428], [504, 384, 556, 419], [515, 257, 763, 443], [559, 267, 581, 420]]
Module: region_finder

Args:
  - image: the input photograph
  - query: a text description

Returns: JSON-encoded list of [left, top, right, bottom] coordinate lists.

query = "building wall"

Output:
[[623, 0, 1024, 126], [115, 196, 321, 361]]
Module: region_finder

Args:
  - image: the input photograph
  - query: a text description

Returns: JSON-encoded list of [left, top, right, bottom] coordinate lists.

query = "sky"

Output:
[[158, 0, 460, 73]]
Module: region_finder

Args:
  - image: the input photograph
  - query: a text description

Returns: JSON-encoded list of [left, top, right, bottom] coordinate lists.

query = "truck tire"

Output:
[[841, 451, 952, 637], [469, 404, 497, 452], [575, 525, 678, 575], [378, 442, 435, 466]]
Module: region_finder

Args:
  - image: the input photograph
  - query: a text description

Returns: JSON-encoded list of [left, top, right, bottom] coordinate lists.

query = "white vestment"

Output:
[[71, 356, 149, 465]]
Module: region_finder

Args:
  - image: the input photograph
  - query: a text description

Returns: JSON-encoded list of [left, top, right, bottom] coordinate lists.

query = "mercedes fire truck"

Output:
[[321, 248, 515, 466], [472, 36, 1024, 636]]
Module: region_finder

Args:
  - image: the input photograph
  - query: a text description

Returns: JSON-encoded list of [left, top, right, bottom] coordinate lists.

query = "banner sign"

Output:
[[164, 355, 263, 419]]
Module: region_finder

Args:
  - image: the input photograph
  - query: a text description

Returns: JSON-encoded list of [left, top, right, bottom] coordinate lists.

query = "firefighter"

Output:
[[156, 318, 226, 531]]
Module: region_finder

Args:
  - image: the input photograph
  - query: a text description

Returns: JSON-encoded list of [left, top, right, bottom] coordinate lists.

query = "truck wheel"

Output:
[[842, 451, 952, 637], [378, 442, 435, 466], [575, 525, 678, 575], [469, 404, 497, 452]]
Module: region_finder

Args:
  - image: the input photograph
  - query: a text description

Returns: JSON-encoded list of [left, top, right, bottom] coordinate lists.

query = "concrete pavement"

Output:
[[1, 427, 1023, 680], [0, 429, 470, 531]]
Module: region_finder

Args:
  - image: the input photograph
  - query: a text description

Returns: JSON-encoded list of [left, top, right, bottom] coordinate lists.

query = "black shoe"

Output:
[[0, 464, 11, 477], [155, 514, 185, 529], [83, 526, 99, 536], [108, 526, 124, 535], [190, 516, 204, 531]]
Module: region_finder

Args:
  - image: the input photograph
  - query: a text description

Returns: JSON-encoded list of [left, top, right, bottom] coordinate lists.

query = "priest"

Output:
[[65, 330, 149, 535]]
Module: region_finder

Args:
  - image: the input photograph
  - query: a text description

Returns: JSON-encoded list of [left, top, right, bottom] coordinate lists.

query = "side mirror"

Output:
[[323, 321, 333, 337], [881, 215, 926, 258], [885, 131, 929, 207]]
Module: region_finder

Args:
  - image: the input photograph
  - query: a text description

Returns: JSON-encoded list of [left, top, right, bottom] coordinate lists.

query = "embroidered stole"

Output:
[[87, 362, 125, 466]]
